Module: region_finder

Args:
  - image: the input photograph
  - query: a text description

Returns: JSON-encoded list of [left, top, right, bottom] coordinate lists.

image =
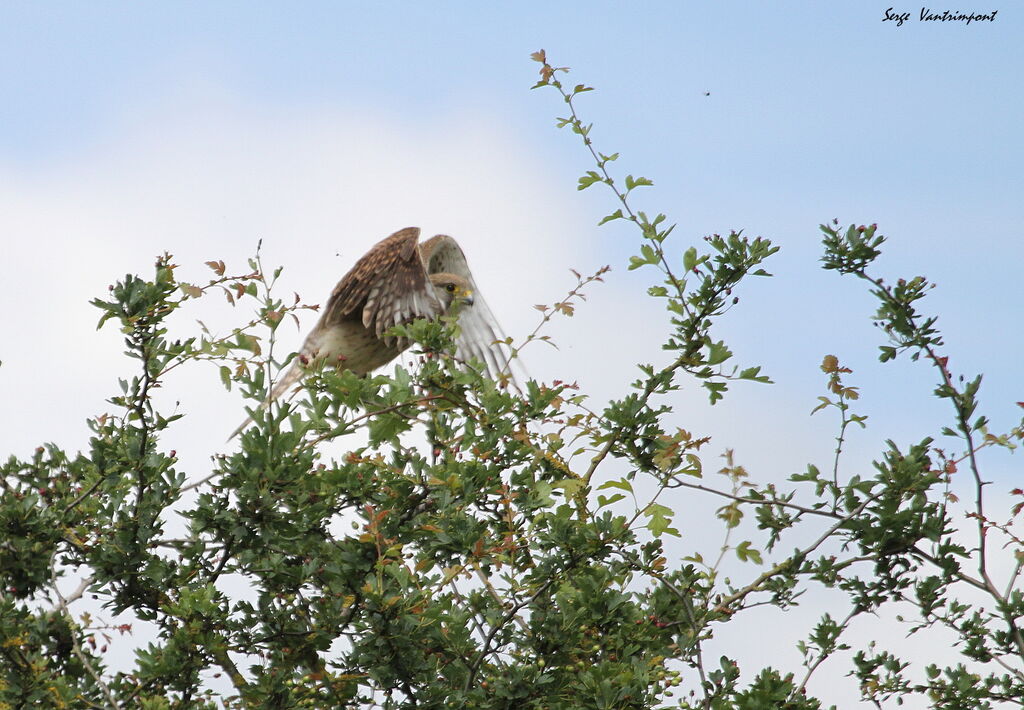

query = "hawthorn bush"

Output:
[[2, 52, 1022, 709]]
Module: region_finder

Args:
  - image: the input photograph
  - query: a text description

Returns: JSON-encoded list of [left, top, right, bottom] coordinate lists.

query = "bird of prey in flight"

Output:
[[231, 226, 515, 438]]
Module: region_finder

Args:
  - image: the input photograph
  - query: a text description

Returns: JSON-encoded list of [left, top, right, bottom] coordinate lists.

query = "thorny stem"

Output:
[[910, 547, 988, 593], [542, 71, 689, 310], [131, 333, 154, 529], [514, 265, 611, 359], [832, 393, 850, 490]]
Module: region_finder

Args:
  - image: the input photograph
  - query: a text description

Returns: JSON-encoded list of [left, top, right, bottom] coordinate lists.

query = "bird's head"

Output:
[[429, 273, 475, 310]]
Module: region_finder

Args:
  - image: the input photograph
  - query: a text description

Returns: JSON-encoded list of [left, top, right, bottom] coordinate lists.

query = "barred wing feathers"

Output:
[[323, 226, 443, 347], [420, 235, 516, 385], [229, 227, 518, 440]]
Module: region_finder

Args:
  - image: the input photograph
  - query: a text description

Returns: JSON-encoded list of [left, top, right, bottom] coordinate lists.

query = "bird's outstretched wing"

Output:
[[230, 227, 443, 440], [324, 226, 443, 346], [230, 228, 519, 441], [419, 234, 518, 386]]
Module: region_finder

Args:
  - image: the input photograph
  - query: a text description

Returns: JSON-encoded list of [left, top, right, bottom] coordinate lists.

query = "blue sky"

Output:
[[1, 3, 1021, 705], [4, 1, 1018, 456]]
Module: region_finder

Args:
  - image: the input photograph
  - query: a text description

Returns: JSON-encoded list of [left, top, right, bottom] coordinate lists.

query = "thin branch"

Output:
[[445, 577, 492, 660], [546, 76, 687, 307], [1005, 556, 1023, 600], [55, 574, 93, 609], [50, 560, 121, 710], [909, 547, 988, 593], [463, 576, 558, 691], [612, 549, 712, 707], [300, 394, 449, 451], [513, 266, 611, 360], [831, 396, 851, 490], [668, 478, 840, 519], [792, 606, 859, 699], [178, 469, 224, 495], [64, 475, 108, 513], [860, 269, 1024, 661], [715, 491, 881, 612], [473, 564, 529, 634], [582, 435, 618, 486]]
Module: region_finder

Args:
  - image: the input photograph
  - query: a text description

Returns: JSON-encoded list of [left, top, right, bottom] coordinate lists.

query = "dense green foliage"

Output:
[[2, 52, 1022, 709]]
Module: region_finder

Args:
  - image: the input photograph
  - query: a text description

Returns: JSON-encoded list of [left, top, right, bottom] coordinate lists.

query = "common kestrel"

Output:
[[232, 227, 514, 438]]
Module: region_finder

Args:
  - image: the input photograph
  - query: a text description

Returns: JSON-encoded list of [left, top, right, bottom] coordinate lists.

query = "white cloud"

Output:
[[1, 82, 647, 459]]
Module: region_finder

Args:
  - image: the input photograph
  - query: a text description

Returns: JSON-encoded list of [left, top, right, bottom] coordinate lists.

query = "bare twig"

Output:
[[49, 560, 121, 710], [667, 479, 840, 519]]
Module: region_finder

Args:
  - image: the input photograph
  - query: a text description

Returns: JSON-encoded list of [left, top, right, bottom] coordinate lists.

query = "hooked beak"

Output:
[[461, 293, 475, 307]]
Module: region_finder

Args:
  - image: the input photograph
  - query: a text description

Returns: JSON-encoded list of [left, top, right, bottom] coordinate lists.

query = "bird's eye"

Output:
[[445, 283, 456, 293]]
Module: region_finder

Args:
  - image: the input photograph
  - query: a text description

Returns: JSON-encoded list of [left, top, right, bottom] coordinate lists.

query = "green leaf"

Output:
[[717, 502, 742, 528], [706, 341, 732, 366], [598, 209, 624, 226], [735, 540, 763, 564], [811, 396, 831, 415], [552, 478, 584, 498], [577, 171, 603, 190], [704, 380, 728, 404], [219, 366, 232, 391], [597, 493, 626, 508], [792, 464, 822, 482], [624, 175, 653, 191], [645, 503, 679, 538], [738, 366, 769, 383], [683, 247, 698, 272], [598, 478, 634, 494]]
